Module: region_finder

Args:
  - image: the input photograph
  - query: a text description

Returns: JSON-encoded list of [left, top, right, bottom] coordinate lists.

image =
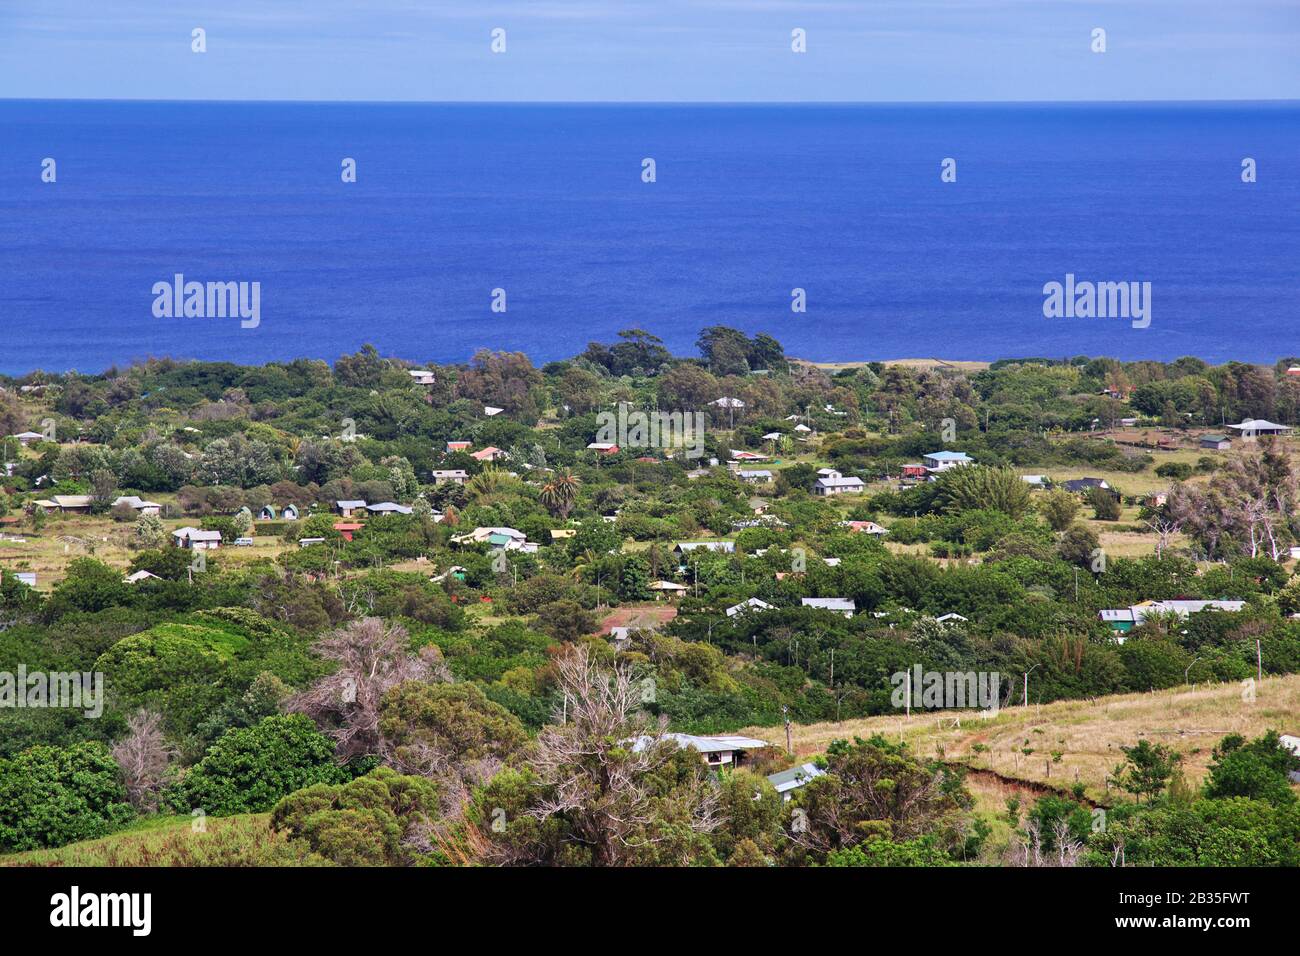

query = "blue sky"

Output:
[[1, 0, 1297, 102]]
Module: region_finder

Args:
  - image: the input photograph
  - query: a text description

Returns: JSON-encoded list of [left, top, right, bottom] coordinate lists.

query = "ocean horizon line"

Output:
[[3, 97, 1298, 108]]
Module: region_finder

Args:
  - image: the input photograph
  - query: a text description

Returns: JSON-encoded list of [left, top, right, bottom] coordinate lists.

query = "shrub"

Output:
[[0, 742, 135, 852], [170, 714, 348, 816]]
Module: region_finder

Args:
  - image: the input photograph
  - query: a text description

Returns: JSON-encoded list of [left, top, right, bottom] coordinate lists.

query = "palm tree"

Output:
[[466, 466, 507, 504], [540, 470, 582, 518]]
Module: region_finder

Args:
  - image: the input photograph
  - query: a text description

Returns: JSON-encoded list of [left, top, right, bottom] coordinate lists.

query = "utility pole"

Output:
[[1185, 656, 1201, 686], [1023, 664, 1040, 707], [1257, 639, 1263, 682], [782, 705, 792, 755]]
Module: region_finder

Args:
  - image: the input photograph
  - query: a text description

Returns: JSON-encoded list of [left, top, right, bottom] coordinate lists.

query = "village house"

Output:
[[844, 520, 888, 536], [586, 442, 620, 455], [430, 469, 469, 485], [730, 450, 768, 464], [483, 405, 504, 417], [1020, 474, 1048, 488], [112, 495, 162, 516], [726, 597, 775, 618], [922, 450, 974, 473], [35, 495, 93, 513], [299, 537, 326, 548], [802, 597, 855, 618], [9, 431, 46, 447], [648, 580, 690, 600], [1226, 419, 1291, 441], [736, 469, 773, 484], [767, 763, 826, 802], [451, 526, 531, 551], [171, 527, 222, 550], [366, 502, 413, 515], [632, 733, 770, 771], [1281, 735, 1300, 782], [407, 369, 436, 385], [332, 522, 363, 541], [1199, 434, 1231, 451], [1062, 477, 1115, 496], [901, 463, 929, 481], [445, 441, 472, 454], [674, 540, 736, 557], [813, 469, 864, 496], [1099, 599, 1245, 640], [334, 499, 367, 517], [471, 446, 506, 463], [125, 569, 160, 584]]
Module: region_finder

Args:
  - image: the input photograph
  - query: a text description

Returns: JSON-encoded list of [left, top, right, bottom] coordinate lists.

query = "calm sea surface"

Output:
[[1, 100, 1297, 374]]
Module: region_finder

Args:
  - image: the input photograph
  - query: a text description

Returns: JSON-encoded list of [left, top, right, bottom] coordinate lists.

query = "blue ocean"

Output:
[[1, 100, 1297, 374]]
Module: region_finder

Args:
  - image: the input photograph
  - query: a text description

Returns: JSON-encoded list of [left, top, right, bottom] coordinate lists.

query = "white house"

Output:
[[674, 540, 736, 556], [631, 733, 770, 770], [923, 451, 974, 472], [1280, 735, 1300, 782], [813, 470, 864, 496], [172, 527, 222, 550], [112, 495, 162, 516], [737, 469, 773, 484], [366, 502, 413, 515], [802, 597, 855, 618], [407, 369, 436, 385], [125, 569, 160, 584], [1226, 419, 1291, 440], [726, 597, 775, 618], [10, 431, 46, 446]]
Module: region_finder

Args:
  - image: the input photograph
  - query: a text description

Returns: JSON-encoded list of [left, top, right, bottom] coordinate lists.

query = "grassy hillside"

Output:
[[745, 672, 1300, 805], [0, 813, 317, 867]]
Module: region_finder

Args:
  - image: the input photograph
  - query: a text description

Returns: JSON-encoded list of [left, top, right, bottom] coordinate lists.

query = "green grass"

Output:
[[0, 813, 323, 867]]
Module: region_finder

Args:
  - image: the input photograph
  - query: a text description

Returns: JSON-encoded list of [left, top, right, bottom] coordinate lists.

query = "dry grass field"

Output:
[[744, 673, 1300, 804]]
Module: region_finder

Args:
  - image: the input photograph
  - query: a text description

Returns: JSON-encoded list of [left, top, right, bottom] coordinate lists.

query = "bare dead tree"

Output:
[[518, 645, 719, 866], [111, 709, 177, 813], [1008, 819, 1082, 867], [1142, 514, 1183, 560], [288, 617, 449, 763]]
